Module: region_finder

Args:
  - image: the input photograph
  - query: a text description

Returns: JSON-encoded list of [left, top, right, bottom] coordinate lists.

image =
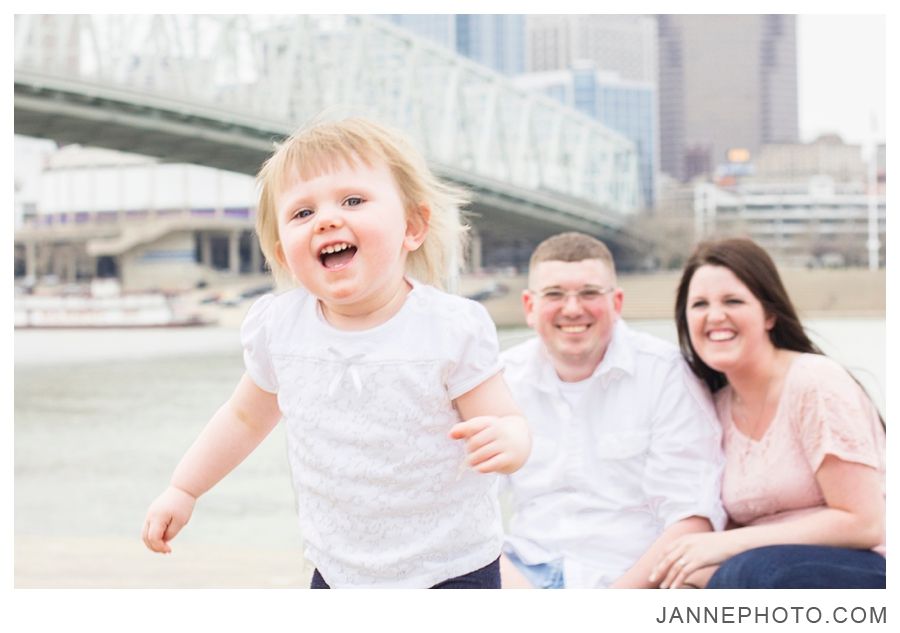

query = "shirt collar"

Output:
[[591, 319, 636, 380], [525, 319, 636, 391]]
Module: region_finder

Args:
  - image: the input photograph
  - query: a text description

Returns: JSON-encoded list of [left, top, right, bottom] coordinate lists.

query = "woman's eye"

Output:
[[725, 299, 744, 305], [690, 300, 708, 309], [344, 196, 363, 207]]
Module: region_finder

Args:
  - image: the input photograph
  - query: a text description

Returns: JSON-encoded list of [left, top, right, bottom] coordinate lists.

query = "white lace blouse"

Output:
[[241, 281, 504, 587]]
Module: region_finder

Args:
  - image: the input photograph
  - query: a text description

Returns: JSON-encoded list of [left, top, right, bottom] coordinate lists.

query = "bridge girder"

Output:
[[14, 14, 652, 260]]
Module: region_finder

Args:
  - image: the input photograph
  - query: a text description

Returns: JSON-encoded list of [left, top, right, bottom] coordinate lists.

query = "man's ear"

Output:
[[612, 287, 624, 318], [523, 289, 537, 329], [403, 203, 431, 251]]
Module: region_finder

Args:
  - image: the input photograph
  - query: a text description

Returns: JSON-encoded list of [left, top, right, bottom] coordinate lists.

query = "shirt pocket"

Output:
[[590, 431, 650, 501]]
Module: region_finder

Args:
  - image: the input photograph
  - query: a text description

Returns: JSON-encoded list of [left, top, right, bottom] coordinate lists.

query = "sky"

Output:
[[797, 14, 885, 146]]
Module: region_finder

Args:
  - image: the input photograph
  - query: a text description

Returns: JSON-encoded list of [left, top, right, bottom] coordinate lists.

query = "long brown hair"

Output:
[[674, 238, 823, 393]]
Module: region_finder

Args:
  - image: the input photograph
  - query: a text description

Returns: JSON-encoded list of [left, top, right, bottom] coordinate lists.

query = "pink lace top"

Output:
[[715, 353, 885, 554]]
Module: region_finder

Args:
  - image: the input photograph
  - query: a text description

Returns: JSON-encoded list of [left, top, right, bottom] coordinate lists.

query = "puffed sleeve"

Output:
[[239, 294, 279, 393], [446, 299, 503, 400], [791, 356, 883, 472], [643, 358, 728, 531]]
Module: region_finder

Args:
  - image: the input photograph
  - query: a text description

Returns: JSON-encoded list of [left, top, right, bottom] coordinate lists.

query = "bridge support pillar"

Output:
[[250, 234, 262, 273], [64, 245, 77, 283], [229, 230, 240, 274], [468, 229, 482, 273], [25, 240, 37, 281], [200, 232, 212, 267]]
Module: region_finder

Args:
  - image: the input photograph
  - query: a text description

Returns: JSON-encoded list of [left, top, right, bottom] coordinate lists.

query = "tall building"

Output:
[[526, 15, 658, 82], [515, 64, 658, 208], [382, 14, 526, 75], [657, 15, 799, 182], [457, 14, 526, 75]]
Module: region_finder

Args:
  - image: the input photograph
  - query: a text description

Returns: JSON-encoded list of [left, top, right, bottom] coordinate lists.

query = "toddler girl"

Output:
[[142, 118, 531, 588]]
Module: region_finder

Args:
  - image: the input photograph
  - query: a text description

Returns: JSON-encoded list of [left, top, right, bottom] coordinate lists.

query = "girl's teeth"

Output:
[[321, 243, 350, 255]]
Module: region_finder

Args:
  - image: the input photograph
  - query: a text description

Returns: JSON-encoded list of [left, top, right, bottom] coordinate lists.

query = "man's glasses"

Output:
[[532, 286, 615, 304]]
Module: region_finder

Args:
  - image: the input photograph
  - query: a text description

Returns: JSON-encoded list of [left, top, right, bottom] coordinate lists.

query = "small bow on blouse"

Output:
[[326, 347, 365, 398]]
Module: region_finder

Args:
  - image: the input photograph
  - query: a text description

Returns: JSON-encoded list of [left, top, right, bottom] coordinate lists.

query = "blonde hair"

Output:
[[256, 117, 470, 289]]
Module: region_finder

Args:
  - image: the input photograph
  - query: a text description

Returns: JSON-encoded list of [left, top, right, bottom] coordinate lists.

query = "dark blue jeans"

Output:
[[311, 557, 501, 589], [707, 544, 885, 589]]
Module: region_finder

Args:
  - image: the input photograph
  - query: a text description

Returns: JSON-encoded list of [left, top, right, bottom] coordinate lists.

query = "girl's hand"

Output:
[[449, 415, 531, 475], [141, 485, 197, 554], [649, 531, 738, 589]]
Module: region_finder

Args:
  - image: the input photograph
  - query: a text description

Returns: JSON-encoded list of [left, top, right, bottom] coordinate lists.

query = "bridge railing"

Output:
[[15, 14, 639, 218]]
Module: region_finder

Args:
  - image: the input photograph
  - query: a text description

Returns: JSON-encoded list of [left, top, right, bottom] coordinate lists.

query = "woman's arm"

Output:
[[650, 455, 884, 588]]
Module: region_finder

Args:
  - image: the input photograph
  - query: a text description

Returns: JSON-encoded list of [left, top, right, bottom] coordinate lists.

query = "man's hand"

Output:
[[449, 415, 531, 474], [141, 485, 197, 554]]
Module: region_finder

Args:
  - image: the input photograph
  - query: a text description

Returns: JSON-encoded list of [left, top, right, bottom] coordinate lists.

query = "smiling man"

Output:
[[499, 232, 727, 588]]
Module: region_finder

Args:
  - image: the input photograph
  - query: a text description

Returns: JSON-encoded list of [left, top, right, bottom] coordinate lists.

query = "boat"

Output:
[[14, 280, 215, 329]]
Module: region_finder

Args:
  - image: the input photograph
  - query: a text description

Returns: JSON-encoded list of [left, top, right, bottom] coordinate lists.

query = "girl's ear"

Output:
[[275, 241, 287, 268], [403, 203, 430, 251]]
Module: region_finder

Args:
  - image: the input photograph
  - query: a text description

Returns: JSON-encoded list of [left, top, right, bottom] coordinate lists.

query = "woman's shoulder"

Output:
[[786, 353, 857, 393]]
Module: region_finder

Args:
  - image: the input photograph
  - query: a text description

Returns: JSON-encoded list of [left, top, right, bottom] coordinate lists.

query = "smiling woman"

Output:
[[657, 237, 886, 589]]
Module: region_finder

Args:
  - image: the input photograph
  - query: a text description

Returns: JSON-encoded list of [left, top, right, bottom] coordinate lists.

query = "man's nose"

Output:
[[560, 293, 583, 314]]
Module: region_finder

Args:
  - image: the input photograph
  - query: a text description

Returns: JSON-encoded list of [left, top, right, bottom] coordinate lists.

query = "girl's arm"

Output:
[[650, 455, 884, 588], [142, 373, 282, 553], [450, 372, 531, 475]]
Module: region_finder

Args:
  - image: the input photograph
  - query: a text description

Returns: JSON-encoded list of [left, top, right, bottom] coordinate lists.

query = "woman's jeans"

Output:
[[310, 557, 501, 589], [707, 544, 885, 589]]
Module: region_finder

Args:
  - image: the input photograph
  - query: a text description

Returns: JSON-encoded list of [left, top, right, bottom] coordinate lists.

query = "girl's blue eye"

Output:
[[345, 196, 363, 207], [293, 209, 313, 220]]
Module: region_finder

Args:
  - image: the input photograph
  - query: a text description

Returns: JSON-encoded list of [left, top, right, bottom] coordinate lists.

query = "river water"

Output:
[[13, 318, 885, 586]]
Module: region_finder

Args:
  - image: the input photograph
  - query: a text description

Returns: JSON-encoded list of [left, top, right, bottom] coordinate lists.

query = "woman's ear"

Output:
[[765, 313, 776, 331], [403, 203, 431, 251]]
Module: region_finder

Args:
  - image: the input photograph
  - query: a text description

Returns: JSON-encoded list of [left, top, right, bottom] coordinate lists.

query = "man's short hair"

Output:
[[529, 232, 616, 275]]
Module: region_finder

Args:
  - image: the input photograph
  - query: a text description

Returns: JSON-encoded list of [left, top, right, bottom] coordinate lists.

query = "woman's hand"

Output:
[[650, 531, 739, 589]]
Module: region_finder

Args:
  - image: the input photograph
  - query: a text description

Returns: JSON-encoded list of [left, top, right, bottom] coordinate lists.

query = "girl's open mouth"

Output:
[[319, 242, 358, 269]]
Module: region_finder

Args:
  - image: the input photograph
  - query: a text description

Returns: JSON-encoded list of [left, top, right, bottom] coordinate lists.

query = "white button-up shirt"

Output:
[[502, 320, 726, 588]]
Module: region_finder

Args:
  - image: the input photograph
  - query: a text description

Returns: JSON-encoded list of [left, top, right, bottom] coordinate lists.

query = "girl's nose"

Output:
[[314, 206, 343, 233]]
